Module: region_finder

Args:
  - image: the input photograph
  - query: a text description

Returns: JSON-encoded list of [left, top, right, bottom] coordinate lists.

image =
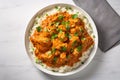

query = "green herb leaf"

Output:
[[59, 29, 63, 33], [83, 16, 87, 19], [62, 21, 70, 30], [93, 35, 95, 38], [81, 36, 86, 40], [62, 21, 69, 26], [65, 33, 71, 39], [46, 13, 48, 16], [65, 6, 72, 10], [68, 34, 72, 39], [66, 26, 70, 31], [80, 28, 83, 33], [53, 57, 58, 62], [74, 32, 79, 36], [55, 6, 58, 9], [60, 38, 64, 41], [55, 22, 60, 27], [32, 48, 34, 51], [34, 21, 38, 24], [61, 46, 67, 52], [36, 26, 41, 32], [51, 48, 56, 54], [77, 45, 82, 52], [66, 55, 70, 59], [51, 33, 58, 40], [52, 70, 56, 72], [72, 40, 77, 46], [58, 15, 64, 20], [35, 58, 39, 63], [57, 28, 62, 33], [55, 6, 60, 11], [72, 14, 78, 19]]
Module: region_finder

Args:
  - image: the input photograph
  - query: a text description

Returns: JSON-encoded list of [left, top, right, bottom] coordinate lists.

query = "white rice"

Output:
[[29, 6, 95, 73]]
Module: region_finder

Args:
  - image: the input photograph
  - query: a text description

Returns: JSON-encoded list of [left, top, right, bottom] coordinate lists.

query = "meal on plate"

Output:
[[29, 6, 95, 72]]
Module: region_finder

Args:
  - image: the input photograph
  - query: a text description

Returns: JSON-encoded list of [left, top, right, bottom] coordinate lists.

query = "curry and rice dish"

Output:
[[29, 6, 94, 72]]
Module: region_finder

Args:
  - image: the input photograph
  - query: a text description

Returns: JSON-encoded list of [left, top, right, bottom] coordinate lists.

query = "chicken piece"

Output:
[[67, 36, 81, 52], [70, 28, 76, 34], [52, 39, 67, 50], [70, 36, 80, 43], [82, 37, 94, 51], [69, 18, 79, 27], [72, 48, 79, 56], [60, 52, 66, 59], [58, 31, 67, 42], [55, 50, 61, 56], [30, 31, 52, 53], [58, 25, 66, 31]]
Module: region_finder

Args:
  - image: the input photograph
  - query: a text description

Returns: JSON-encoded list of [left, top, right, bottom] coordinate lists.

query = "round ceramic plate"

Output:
[[25, 3, 98, 76]]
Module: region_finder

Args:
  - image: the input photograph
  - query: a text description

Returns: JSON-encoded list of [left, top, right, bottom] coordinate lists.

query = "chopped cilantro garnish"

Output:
[[60, 38, 64, 41], [93, 35, 95, 38], [62, 21, 70, 31], [62, 21, 70, 26], [59, 29, 63, 33], [35, 58, 39, 63], [72, 40, 77, 46], [34, 21, 38, 24], [55, 6, 60, 11], [57, 28, 63, 33], [66, 55, 70, 59], [58, 15, 64, 20], [51, 33, 58, 40], [61, 46, 67, 52], [55, 22, 60, 27], [65, 33, 71, 39], [32, 48, 34, 51], [46, 13, 48, 16], [65, 32, 69, 37], [81, 37, 86, 40], [68, 34, 72, 39], [55, 6, 58, 9], [36, 26, 41, 32], [72, 14, 78, 19], [66, 26, 70, 31], [80, 28, 83, 33], [65, 6, 72, 10], [52, 70, 56, 72], [74, 32, 79, 36], [61, 21, 65, 25], [83, 16, 87, 19], [51, 48, 56, 54], [37, 15, 40, 18], [77, 45, 82, 52], [53, 57, 58, 62]]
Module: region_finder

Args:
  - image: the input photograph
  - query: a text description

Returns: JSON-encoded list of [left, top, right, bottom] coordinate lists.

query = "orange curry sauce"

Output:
[[30, 12, 94, 68]]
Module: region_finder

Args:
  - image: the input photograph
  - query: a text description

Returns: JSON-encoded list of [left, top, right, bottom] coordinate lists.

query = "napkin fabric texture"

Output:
[[73, 0, 120, 52]]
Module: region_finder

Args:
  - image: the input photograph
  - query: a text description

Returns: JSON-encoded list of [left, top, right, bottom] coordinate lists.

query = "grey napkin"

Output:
[[73, 0, 120, 52]]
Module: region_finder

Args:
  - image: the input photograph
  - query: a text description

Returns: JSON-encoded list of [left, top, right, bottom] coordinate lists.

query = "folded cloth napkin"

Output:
[[73, 0, 120, 52]]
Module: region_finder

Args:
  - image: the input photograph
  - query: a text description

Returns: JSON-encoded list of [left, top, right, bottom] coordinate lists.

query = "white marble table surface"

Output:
[[0, 0, 120, 80]]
